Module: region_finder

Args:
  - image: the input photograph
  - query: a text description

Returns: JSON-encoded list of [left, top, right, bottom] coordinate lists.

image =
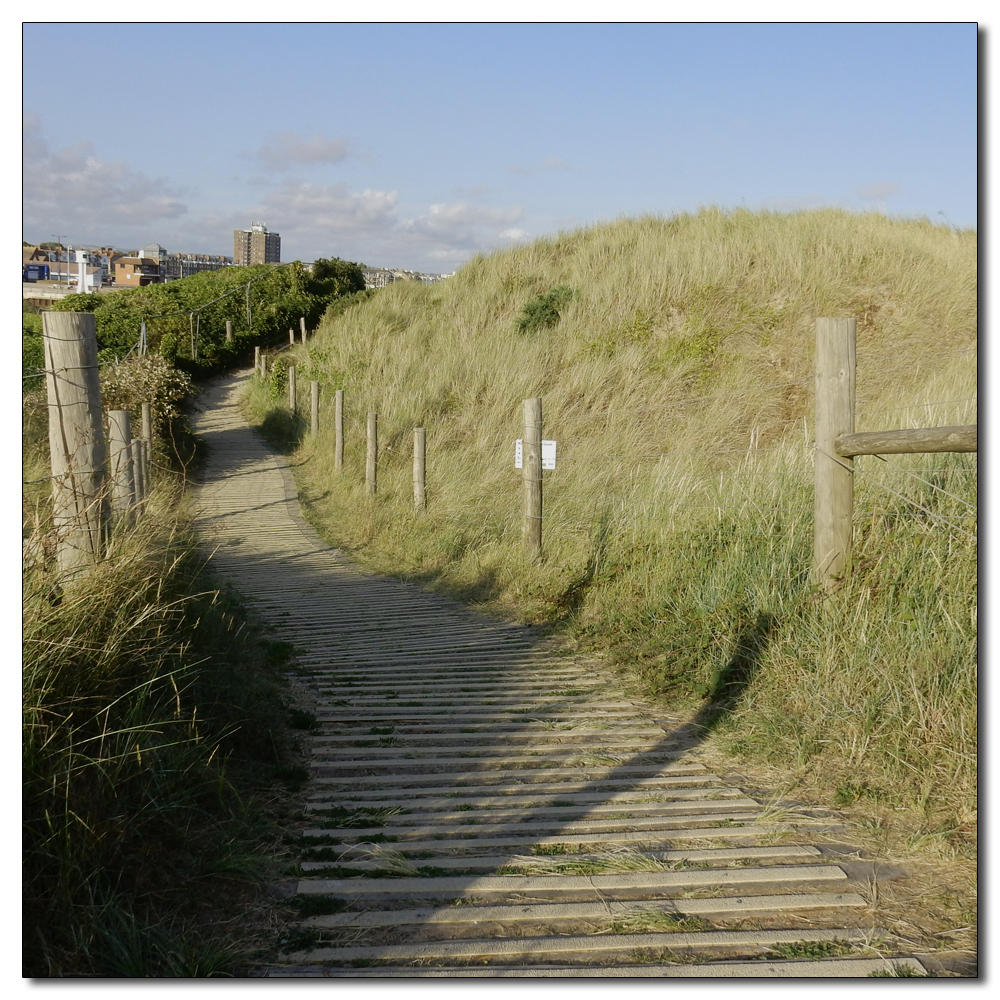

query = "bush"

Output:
[[515, 285, 575, 334]]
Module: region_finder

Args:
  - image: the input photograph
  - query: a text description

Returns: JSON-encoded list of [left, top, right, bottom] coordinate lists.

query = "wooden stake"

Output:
[[523, 397, 543, 562], [225, 319, 233, 343], [366, 411, 378, 496], [414, 427, 426, 511], [300, 316, 307, 343], [141, 400, 152, 444], [335, 389, 344, 471], [131, 438, 146, 502], [813, 317, 856, 587], [43, 311, 109, 573], [288, 365, 297, 412], [289, 328, 295, 345], [254, 345, 261, 374], [311, 381, 320, 436], [108, 410, 135, 527]]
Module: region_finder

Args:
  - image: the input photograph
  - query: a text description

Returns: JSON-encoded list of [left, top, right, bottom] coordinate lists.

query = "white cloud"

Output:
[[400, 201, 524, 248], [499, 228, 529, 240], [22, 115, 188, 238], [255, 130, 353, 171], [260, 180, 399, 233]]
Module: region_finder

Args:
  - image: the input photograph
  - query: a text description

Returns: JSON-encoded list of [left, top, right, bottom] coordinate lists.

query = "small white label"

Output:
[[515, 440, 556, 469]]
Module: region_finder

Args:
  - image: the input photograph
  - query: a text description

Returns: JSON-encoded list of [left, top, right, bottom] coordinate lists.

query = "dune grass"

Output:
[[244, 208, 976, 859], [22, 404, 301, 976]]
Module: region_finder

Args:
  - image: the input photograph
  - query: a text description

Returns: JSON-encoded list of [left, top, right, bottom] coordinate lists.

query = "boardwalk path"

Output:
[[191, 370, 930, 978]]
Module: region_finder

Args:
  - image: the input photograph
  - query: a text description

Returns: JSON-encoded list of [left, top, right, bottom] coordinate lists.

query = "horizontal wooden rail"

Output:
[[835, 424, 977, 457]]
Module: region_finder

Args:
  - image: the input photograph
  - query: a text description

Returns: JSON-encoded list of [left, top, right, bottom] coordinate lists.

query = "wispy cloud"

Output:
[[244, 187, 526, 269], [22, 115, 188, 236], [507, 156, 571, 176], [255, 130, 353, 170], [259, 180, 398, 232]]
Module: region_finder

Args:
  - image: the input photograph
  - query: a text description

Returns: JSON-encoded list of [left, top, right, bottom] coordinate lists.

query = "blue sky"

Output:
[[22, 21, 978, 272]]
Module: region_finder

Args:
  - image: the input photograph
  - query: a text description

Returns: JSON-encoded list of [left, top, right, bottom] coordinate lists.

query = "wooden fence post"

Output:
[[254, 345, 261, 374], [42, 311, 109, 573], [366, 412, 378, 496], [311, 381, 320, 436], [289, 328, 295, 346], [414, 427, 426, 511], [288, 365, 297, 412], [107, 410, 135, 527], [300, 316, 307, 343], [141, 401, 153, 444], [131, 437, 146, 503], [225, 319, 233, 343], [813, 317, 856, 588], [523, 397, 543, 562], [335, 389, 344, 471]]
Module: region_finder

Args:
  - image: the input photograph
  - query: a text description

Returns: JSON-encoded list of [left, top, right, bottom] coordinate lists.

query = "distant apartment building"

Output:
[[361, 268, 395, 289], [140, 242, 234, 281], [233, 222, 281, 266]]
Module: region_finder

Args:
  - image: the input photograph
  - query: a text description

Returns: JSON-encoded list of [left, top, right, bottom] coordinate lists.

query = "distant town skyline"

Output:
[[23, 22, 977, 273]]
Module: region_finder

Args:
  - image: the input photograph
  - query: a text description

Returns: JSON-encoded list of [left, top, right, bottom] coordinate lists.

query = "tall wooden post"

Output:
[[288, 365, 297, 412], [225, 319, 233, 343], [366, 412, 378, 496], [300, 316, 307, 343], [131, 438, 146, 503], [289, 328, 295, 346], [310, 381, 320, 436], [254, 345, 261, 374], [414, 428, 426, 511], [813, 317, 856, 587], [42, 311, 109, 573], [523, 397, 543, 562], [108, 410, 135, 527], [141, 400, 153, 443], [335, 389, 345, 471]]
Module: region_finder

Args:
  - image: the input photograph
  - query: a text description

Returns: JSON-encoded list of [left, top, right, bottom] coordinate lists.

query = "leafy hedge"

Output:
[[37, 258, 366, 379]]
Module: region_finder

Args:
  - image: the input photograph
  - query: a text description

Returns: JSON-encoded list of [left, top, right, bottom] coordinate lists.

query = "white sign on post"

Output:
[[515, 440, 556, 470]]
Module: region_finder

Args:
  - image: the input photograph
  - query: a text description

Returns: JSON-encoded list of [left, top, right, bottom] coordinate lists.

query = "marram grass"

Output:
[[22, 484, 295, 976], [248, 207, 976, 855]]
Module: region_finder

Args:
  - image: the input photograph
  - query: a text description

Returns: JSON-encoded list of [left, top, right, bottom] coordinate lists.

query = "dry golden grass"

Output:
[[248, 207, 976, 865]]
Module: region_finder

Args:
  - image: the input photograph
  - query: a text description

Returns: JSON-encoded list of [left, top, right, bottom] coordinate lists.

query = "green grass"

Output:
[[22, 483, 298, 977]]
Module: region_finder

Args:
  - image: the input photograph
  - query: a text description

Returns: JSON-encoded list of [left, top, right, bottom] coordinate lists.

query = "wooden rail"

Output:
[[812, 317, 976, 588]]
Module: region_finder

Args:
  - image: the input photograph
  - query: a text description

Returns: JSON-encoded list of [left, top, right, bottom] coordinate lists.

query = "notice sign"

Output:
[[515, 440, 556, 470]]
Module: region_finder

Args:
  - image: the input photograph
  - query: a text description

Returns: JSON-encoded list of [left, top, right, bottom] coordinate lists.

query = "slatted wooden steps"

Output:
[[191, 370, 931, 978]]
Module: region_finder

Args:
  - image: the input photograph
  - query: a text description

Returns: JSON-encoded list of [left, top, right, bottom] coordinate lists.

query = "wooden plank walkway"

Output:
[[191, 370, 932, 978]]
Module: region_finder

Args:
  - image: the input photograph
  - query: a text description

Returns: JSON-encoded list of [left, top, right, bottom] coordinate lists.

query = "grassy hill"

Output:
[[251, 208, 976, 862]]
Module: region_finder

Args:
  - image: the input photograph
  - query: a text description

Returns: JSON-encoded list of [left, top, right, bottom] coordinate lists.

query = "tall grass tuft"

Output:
[[246, 207, 976, 853], [23, 481, 295, 977]]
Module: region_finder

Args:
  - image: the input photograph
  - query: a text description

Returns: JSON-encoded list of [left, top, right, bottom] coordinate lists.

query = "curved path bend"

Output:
[[191, 369, 932, 978]]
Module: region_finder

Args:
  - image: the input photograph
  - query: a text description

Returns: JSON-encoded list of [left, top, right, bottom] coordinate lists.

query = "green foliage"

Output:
[[309, 257, 366, 297], [23, 312, 45, 391], [42, 259, 364, 379], [22, 491, 295, 976], [515, 284, 575, 334]]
